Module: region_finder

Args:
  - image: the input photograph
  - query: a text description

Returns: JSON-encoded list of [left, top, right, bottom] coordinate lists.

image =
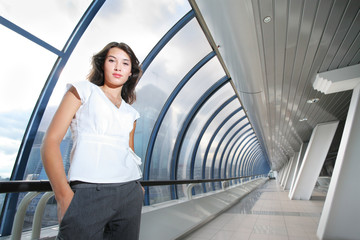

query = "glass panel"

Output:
[[133, 18, 210, 160], [0, 26, 57, 180], [135, 20, 213, 204], [245, 147, 258, 175], [177, 84, 236, 197], [210, 121, 246, 189], [149, 55, 224, 203], [219, 127, 253, 178], [237, 136, 256, 176], [177, 84, 235, 180], [233, 132, 252, 178], [203, 104, 245, 174], [0, 26, 57, 223], [203, 101, 245, 191], [0, 0, 92, 50], [243, 142, 258, 176]]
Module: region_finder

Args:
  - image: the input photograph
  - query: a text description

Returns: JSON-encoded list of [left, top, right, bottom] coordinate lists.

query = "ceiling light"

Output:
[[263, 16, 272, 23], [307, 98, 320, 103], [299, 118, 308, 122]]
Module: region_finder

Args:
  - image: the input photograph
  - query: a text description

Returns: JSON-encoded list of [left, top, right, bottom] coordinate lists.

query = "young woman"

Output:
[[41, 42, 143, 240]]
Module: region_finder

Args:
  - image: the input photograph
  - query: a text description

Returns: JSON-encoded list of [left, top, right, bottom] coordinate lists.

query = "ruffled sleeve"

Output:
[[134, 108, 140, 121], [123, 102, 140, 122], [66, 81, 93, 104]]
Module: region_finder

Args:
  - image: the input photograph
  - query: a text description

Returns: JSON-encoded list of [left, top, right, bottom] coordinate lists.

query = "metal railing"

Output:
[[0, 174, 266, 239]]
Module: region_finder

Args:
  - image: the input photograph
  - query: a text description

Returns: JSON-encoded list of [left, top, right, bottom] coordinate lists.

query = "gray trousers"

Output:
[[57, 181, 143, 240]]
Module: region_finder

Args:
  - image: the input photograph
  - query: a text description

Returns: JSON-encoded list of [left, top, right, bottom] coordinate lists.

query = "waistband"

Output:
[[69, 180, 140, 188], [75, 133, 128, 147]]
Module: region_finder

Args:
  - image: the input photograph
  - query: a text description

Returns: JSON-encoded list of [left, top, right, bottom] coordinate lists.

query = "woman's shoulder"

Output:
[[67, 81, 97, 102], [122, 101, 140, 119], [70, 80, 97, 89]]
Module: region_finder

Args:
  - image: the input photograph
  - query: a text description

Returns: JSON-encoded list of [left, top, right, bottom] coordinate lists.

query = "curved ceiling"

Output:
[[193, 0, 360, 170]]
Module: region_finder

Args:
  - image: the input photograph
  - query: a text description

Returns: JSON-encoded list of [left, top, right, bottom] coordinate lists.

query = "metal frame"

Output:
[[226, 134, 256, 178], [211, 123, 250, 189], [170, 76, 230, 199], [230, 126, 251, 183], [198, 107, 244, 193], [236, 136, 257, 177], [141, 10, 195, 72], [240, 141, 259, 176], [0, 17, 63, 56], [230, 139, 257, 178], [191, 95, 238, 180], [247, 148, 262, 175], [220, 131, 254, 179], [199, 106, 243, 193], [143, 51, 216, 204]]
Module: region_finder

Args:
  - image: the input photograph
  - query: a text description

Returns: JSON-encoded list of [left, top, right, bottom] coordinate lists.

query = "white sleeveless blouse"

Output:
[[66, 81, 142, 183]]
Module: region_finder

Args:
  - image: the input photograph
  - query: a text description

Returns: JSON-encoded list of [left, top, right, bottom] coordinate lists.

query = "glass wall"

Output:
[[0, 0, 270, 235]]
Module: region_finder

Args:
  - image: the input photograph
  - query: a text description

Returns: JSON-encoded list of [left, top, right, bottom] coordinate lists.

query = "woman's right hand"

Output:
[[56, 188, 74, 223]]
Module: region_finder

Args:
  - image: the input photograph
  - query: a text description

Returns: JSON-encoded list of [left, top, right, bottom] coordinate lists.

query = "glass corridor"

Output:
[[0, 0, 270, 236]]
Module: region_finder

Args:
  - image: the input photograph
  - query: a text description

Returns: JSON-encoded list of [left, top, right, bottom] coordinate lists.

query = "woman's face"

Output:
[[103, 47, 132, 88]]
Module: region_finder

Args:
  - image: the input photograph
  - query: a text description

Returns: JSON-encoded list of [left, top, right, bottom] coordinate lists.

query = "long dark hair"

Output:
[[88, 42, 141, 104]]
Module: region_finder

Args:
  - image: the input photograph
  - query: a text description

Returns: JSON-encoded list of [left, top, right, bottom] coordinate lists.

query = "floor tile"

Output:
[[181, 180, 326, 240]]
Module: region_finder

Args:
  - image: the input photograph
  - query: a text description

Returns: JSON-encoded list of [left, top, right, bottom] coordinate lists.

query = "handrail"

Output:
[[0, 175, 262, 193], [0, 174, 266, 239]]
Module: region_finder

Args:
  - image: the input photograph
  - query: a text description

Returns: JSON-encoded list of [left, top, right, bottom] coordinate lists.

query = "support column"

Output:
[[284, 152, 298, 190], [281, 157, 293, 188], [277, 168, 284, 182], [317, 84, 360, 239], [289, 121, 338, 200], [289, 142, 307, 197], [281, 161, 290, 185], [279, 161, 288, 187]]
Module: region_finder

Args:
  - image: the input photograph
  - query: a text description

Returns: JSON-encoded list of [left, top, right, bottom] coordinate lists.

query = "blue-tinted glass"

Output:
[[177, 84, 236, 197], [149, 57, 222, 202], [202, 109, 247, 191], [133, 18, 210, 161], [219, 127, 253, 178], [138, 20, 213, 204], [237, 136, 256, 176]]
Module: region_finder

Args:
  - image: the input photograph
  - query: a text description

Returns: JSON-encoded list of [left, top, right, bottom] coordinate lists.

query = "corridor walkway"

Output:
[[183, 179, 326, 240]]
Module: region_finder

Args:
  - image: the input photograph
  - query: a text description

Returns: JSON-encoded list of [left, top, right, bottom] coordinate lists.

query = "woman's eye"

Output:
[[109, 59, 115, 62]]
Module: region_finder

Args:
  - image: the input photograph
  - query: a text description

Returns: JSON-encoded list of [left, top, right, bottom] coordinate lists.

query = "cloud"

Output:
[[0, 136, 20, 156], [0, 110, 30, 178], [0, 110, 30, 139], [0, 142, 18, 178]]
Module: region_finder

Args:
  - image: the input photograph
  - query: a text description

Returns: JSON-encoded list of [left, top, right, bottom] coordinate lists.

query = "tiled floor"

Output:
[[182, 179, 326, 240]]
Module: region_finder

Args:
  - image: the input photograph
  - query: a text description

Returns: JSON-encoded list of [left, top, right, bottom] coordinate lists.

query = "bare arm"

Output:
[[129, 120, 144, 193], [41, 86, 81, 222], [129, 120, 136, 151]]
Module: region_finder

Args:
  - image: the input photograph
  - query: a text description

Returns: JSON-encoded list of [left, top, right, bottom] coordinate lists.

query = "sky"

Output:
[[0, 0, 192, 178]]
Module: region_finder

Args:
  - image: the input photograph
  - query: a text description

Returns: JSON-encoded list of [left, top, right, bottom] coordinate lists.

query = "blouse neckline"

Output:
[[94, 84, 124, 110]]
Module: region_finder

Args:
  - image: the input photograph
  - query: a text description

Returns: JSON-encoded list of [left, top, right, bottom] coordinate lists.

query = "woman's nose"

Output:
[[114, 63, 121, 71]]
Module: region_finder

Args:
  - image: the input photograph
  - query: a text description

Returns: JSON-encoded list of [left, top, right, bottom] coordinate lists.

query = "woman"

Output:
[[41, 42, 143, 239]]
